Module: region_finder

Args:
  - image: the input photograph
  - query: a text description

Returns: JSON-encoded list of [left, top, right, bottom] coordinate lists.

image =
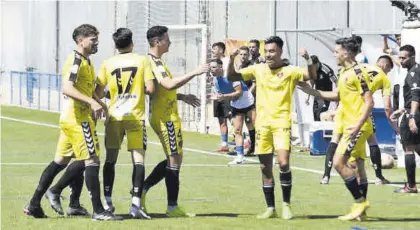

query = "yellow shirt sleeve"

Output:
[[143, 57, 155, 82], [240, 65, 256, 81], [96, 63, 107, 87], [290, 66, 305, 81], [381, 74, 392, 96]]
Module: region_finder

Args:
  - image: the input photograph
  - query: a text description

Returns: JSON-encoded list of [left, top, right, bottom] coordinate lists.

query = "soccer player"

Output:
[[227, 36, 317, 220], [24, 24, 122, 221], [236, 46, 256, 155], [140, 25, 209, 217], [94, 28, 155, 218], [212, 42, 231, 152], [298, 37, 373, 221], [393, 45, 420, 193], [317, 55, 396, 185], [209, 58, 255, 164]]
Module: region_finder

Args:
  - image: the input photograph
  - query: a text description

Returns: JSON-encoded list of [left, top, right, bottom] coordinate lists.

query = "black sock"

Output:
[[369, 145, 384, 179], [249, 129, 256, 150], [165, 165, 180, 206], [279, 170, 292, 204], [344, 176, 363, 201], [103, 162, 116, 198], [50, 160, 85, 195], [405, 154, 416, 188], [359, 178, 368, 199], [30, 161, 66, 205], [323, 142, 337, 178], [144, 160, 167, 192], [262, 183, 275, 208], [69, 170, 85, 207], [85, 165, 105, 214], [132, 162, 145, 200]]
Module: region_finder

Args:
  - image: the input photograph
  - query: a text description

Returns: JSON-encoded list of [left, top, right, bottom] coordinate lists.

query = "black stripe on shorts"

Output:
[[142, 120, 147, 150], [166, 121, 178, 155], [344, 131, 363, 158], [82, 122, 96, 156]]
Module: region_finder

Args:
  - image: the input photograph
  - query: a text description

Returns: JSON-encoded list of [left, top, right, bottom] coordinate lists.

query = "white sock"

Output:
[[132, 197, 141, 207], [105, 196, 112, 204], [168, 205, 178, 211], [221, 142, 228, 147]]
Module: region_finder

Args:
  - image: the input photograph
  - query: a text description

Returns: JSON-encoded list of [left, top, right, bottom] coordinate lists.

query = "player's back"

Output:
[[98, 53, 150, 121], [251, 63, 304, 127], [361, 64, 391, 96], [337, 65, 373, 131], [60, 51, 95, 124], [147, 54, 179, 123]]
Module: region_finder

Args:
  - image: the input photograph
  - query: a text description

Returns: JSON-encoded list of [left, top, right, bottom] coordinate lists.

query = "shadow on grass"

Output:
[[115, 213, 254, 219]]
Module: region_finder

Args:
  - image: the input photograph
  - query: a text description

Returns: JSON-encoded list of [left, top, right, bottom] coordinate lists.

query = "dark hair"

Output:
[[72, 24, 99, 43], [113, 28, 133, 49], [335, 37, 360, 56], [353, 35, 363, 45], [310, 55, 320, 65], [147, 26, 168, 47], [249, 39, 260, 48], [400, 44, 416, 56], [212, 42, 226, 52], [239, 46, 249, 52], [264, 36, 284, 49], [395, 34, 401, 38], [209, 58, 223, 65], [377, 55, 394, 69]]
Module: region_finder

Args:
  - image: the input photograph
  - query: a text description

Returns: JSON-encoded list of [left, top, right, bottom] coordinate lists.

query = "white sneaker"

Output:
[[129, 205, 151, 219], [228, 156, 244, 165]]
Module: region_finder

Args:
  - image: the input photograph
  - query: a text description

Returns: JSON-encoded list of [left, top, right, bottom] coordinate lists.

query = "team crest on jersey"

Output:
[[410, 72, 415, 77]]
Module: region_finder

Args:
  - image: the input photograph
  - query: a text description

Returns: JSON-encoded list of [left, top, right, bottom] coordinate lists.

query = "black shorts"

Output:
[[313, 98, 329, 121], [213, 100, 231, 118], [400, 113, 420, 145], [232, 104, 255, 117]]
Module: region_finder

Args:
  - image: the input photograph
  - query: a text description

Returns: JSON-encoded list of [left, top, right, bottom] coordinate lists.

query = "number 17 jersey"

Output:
[[97, 53, 154, 121]]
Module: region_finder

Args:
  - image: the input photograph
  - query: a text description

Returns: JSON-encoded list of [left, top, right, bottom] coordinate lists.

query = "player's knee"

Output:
[[54, 155, 71, 165], [105, 148, 119, 163], [234, 127, 242, 136], [168, 155, 183, 167], [278, 162, 290, 172], [85, 156, 100, 166], [131, 149, 145, 163]]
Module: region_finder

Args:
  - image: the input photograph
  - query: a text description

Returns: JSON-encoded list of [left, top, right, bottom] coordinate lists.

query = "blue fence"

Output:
[[9, 71, 62, 112]]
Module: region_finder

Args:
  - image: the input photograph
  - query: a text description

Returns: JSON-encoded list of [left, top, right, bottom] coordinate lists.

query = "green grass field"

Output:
[[1, 105, 420, 230]]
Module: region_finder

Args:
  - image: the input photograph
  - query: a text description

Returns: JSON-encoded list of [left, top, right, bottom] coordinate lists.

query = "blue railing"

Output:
[[9, 71, 62, 111]]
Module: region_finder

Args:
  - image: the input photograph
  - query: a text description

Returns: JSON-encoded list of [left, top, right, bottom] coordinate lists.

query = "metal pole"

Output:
[[351, 30, 402, 35], [346, 0, 350, 28], [38, 74, 41, 109], [225, 0, 229, 38], [272, 0, 277, 36], [200, 26, 208, 134], [55, 0, 60, 74]]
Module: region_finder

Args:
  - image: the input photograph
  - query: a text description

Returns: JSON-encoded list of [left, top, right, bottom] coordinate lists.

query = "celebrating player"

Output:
[[318, 55, 396, 185], [24, 24, 122, 221], [94, 28, 155, 219], [227, 36, 317, 220], [139, 25, 209, 217], [298, 37, 373, 221]]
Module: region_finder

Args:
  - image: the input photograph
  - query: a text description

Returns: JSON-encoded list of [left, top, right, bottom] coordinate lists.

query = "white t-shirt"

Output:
[[231, 81, 254, 109]]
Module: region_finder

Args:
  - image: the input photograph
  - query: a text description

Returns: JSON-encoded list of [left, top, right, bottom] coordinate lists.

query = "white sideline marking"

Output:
[[0, 116, 401, 187]]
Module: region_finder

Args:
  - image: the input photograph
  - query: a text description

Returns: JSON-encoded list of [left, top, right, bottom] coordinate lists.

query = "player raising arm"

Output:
[[227, 36, 316, 220]]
